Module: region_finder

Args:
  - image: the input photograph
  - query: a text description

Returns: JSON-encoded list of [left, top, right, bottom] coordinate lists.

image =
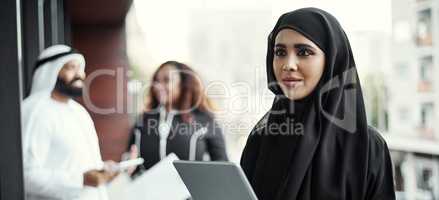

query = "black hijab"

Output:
[[241, 7, 395, 200]]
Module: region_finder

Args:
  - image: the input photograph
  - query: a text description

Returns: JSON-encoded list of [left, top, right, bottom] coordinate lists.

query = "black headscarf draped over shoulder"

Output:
[[240, 7, 395, 200]]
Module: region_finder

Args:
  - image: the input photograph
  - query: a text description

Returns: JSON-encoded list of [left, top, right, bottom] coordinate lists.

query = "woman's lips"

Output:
[[281, 78, 304, 88]]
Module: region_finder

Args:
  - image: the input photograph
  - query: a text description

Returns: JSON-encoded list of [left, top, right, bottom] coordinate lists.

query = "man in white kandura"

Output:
[[21, 44, 116, 200]]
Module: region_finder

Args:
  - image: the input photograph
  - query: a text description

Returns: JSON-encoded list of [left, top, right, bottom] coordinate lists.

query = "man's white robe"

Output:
[[21, 45, 108, 200]]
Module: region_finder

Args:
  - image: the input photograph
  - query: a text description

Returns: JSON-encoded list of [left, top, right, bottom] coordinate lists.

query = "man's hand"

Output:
[[83, 162, 119, 187], [83, 170, 106, 187]]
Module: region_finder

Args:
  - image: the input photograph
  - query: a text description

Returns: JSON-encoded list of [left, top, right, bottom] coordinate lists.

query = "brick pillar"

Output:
[[68, 0, 133, 161]]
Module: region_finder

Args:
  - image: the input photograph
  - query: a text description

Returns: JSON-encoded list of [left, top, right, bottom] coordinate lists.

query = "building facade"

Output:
[[388, 0, 439, 199]]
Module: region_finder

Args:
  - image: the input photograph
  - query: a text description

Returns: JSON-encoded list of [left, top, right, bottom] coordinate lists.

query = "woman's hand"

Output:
[[126, 145, 139, 175], [120, 144, 139, 175]]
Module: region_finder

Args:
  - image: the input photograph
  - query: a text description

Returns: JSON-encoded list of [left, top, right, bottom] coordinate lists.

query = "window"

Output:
[[416, 9, 432, 46], [420, 102, 434, 138], [418, 56, 433, 92], [391, 151, 408, 199], [415, 158, 437, 200]]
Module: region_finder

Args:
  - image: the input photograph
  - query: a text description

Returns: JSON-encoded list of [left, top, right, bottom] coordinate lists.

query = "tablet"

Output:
[[173, 160, 258, 200]]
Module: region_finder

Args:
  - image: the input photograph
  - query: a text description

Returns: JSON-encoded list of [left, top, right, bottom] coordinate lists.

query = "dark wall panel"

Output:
[[0, 0, 24, 199]]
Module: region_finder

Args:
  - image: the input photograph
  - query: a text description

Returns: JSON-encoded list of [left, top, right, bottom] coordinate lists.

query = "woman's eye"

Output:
[[274, 49, 287, 57], [297, 48, 313, 57]]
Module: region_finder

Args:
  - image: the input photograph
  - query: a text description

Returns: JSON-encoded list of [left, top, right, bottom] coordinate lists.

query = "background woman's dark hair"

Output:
[[145, 61, 215, 122]]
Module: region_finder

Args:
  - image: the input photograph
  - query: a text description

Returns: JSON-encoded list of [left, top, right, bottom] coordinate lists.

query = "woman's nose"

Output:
[[154, 83, 166, 93], [282, 55, 298, 71]]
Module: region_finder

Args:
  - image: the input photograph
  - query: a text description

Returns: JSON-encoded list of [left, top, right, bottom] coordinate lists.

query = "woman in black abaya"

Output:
[[240, 7, 395, 200]]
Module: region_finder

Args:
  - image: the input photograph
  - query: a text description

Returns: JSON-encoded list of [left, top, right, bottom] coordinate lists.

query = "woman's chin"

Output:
[[283, 90, 307, 100]]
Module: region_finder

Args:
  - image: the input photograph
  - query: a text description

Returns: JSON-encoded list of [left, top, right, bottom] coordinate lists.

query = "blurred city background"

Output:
[[125, 0, 439, 199]]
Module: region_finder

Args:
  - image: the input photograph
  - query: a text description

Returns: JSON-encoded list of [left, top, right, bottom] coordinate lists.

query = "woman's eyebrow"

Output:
[[294, 43, 316, 50], [274, 43, 286, 48], [274, 43, 316, 51]]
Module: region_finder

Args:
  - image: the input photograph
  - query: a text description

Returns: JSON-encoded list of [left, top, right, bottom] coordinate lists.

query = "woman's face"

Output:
[[153, 64, 181, 106], [273, 28, 325, 100]]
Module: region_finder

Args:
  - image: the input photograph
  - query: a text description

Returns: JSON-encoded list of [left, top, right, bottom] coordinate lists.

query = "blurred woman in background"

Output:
[[129, 61, 228, 170]]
